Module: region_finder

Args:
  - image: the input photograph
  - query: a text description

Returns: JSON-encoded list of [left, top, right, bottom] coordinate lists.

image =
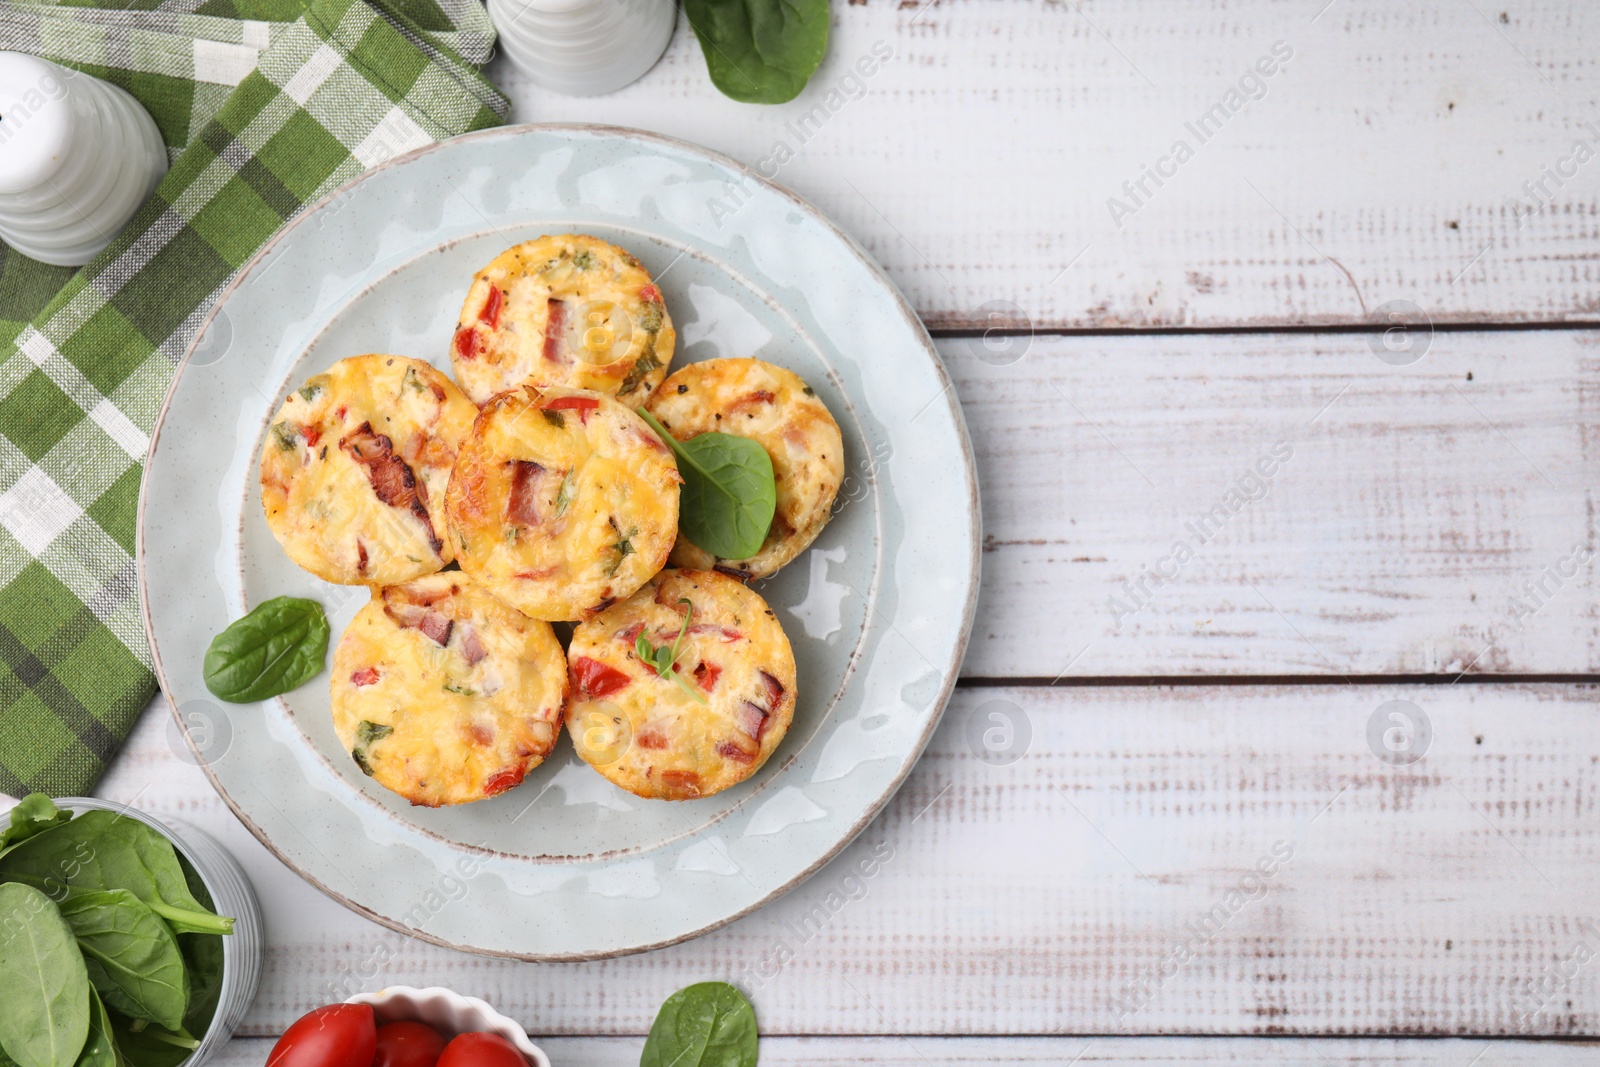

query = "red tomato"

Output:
[[267, 1005, 376, 1067], [437, 1033, 526, 1067], [570, 655, 631, 699], [373, 1022, 448, 1067]]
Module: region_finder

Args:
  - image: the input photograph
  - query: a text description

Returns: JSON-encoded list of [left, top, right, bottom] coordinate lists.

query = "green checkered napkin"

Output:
[[0, 0, 508, 796]]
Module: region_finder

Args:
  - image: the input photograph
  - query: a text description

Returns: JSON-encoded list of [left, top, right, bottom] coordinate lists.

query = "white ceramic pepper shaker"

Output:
[[0, 51, 168, 267], [487, 0, 675, 97]]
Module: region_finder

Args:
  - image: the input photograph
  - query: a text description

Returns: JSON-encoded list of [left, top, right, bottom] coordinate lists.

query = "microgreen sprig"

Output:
[[636, 598, 709, 705]]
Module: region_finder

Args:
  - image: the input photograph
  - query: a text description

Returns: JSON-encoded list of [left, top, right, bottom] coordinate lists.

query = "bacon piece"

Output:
[[542, 299, 568, 363], [460, 626, 487, 666], [736, 700, 769, 740], [418, 611, 453, 647], [453, 326, 480, 360], [659, 769, 702, 796], [339, 422, 442, 555], [480, 285, 503, 328], [634, 427, 669, 454], [484, 767, 525, 796], [694, 661, 722, 692], [713, 564, 753, 582], [383, 599, 454, 647], [467, 723, 494, 746], [616, 622, 645, 645], [727, 389, 776, 413], [514, 566, 558, 580], [717, 740, 755, 764], [544, 395, 598, 425], [639, 284, 662, 303], [759, 670, 785, 708], [507, 460, 547, 526], [350, 667, 380, 687], [636, 730, 668, 750], [356, 541, 369, 576], [689, 624, 742, 643], [571, 655, 631, 699]]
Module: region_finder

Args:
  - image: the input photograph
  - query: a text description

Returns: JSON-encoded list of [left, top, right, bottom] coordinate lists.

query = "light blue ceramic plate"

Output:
[[140, 125, 979, 959]]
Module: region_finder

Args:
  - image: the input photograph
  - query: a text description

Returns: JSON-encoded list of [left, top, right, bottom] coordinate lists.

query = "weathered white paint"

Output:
[[947, 329, 1600, 678], [92, 684, 1600, 1036], [490, 1, 1600, 330], [215, 1035, 1600, 1065]]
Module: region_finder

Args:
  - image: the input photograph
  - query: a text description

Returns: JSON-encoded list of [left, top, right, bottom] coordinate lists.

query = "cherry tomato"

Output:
[[268, 1005, 376, 1067], [373, 1021, 448, 1067], [436, 1032, 526, 1067]]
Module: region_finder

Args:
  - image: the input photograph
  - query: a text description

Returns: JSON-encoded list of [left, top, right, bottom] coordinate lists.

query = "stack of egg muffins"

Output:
[[258, 235, 845, 806]]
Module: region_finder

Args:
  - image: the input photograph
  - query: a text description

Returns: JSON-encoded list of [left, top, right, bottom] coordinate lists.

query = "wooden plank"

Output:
[[490, 0, 1600, 330], [214, 1036, 1600, 1064], [87, 684, 1600, 1036], [947, 329, 1600, 678]]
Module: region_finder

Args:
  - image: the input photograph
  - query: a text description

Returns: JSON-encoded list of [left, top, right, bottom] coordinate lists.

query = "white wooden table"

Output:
[[84, 1, 1600, 1061]]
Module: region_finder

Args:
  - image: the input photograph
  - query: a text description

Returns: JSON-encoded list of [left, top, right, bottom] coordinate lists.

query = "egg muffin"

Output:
[[445, 385, 681, 620], [646, 358, 844, 580], [260, 355, 477, 586], [330, 573, 568, 807], [450, 234, 675, 406], [565, 569, 797, 801]]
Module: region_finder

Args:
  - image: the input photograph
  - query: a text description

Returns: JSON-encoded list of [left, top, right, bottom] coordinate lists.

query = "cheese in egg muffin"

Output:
[[445, 385, 681, 620], [646, 358, 844, 580], [260, 355, 477, 586], [450, 234, 675, 405], [330, 573, 568, 807], [566, 568, 796, 801]]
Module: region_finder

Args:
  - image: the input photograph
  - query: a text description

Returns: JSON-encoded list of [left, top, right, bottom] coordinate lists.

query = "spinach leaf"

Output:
[[682, 0, 829, 104], [639, 981, 758, 1067], [0, 795, 73, 857], [172, 855, 224, 1038], [72, 989, 115, 1067], [203, 596, 329, 703], [0, 811, 234, 936], [105, 1014, 195, 1067], [58, 890, 188, 1031], [0, 883, 90, 1067], [637, 409, 775, 560]]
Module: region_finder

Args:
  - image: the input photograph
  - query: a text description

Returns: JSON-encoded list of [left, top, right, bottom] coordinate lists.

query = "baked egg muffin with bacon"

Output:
[[444, 385, 680, 621], [450, 234, 675, 406], [260, 354, 476, 586], [565, 568, 796, 801], [645, 357, 843, 580], [330, 573, 568, 807]]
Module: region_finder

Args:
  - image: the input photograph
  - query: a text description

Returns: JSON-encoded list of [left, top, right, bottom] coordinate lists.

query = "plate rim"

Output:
[[137, 121, 982, 960]]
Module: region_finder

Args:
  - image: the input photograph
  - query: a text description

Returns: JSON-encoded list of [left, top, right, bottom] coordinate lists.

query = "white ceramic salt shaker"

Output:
[[0, 52, 168, 266], [488, 0, 675, 97]]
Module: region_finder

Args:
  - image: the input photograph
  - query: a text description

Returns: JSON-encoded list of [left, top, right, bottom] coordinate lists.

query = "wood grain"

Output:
[[944, 329, 1600, 678], [489, 0, 1600, 331], [215, 1036, 1600, 1064], [91, 684, 1600, 1036]]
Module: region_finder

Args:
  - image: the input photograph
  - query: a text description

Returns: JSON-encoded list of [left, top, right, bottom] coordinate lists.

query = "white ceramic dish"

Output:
[[345, 987, 550, 1067], [140, 124, 980, 960]]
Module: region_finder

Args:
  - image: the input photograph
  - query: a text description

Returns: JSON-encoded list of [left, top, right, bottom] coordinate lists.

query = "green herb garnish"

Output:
[[351, 720, 393, 776], [541, 409, 565, 429], [572, 250, 595, 269], [553, 472, 574, 517], [619, 350, 661, 396], [269, 421, 297, 451], [202, 596, 329, 703], [637, 408, 776, 560], [635, 599, 708, 705]]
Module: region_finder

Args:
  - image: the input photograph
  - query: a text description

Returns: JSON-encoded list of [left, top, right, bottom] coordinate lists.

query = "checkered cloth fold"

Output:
[[0, 0, 508, 796]]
